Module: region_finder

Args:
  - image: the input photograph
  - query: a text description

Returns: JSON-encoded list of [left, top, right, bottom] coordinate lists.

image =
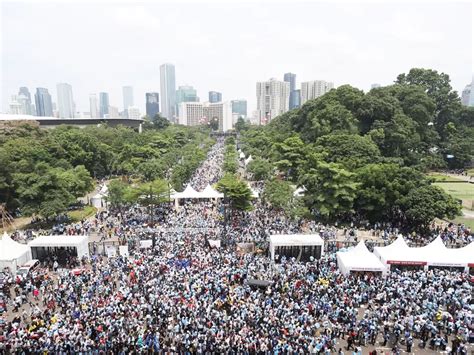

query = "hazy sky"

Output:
[[1, 0, 473, 115]]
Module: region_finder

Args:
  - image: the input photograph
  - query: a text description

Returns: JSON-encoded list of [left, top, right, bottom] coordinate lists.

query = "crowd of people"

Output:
[[0, 140, 472, 353]]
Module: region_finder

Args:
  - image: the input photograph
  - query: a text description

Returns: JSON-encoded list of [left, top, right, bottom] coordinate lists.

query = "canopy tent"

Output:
[[171, 184, 201, 199], [0, 232, 32, 274], [239, 152, 246, 159], [28, 235, 89, 261], [246, 183, 259, 198], [90, 193, 106, 208], [293, 187, 306, 197], [244, 155, 253, 166], [337, 240, 387, 276], [99, 184, 108, 195], [374, 235, 474, 270], [373, 235, 423, 267], [270, 234, 324, 262], [200, 184, 224, 199]]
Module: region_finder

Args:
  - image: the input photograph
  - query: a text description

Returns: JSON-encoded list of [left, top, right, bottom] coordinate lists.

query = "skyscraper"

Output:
[[178, 101, 233, 132], [256, 78, 290, 125], [122, 86, 134, 112], [301, 80, 334, 105], [208, 91, 222, 103], [146, 92, 160, 118], [56, 83, 74, 118], [469, 77, 474, 107], [160, 63, 176, 121], [176, 85, 199, 115], [231, 100, 247, 117], [18, 87, 32, 115], [34, 88, 53, 117], [89, 94, 99, 118], [284, 73, 300, 109], [99, 92, 109, 118]]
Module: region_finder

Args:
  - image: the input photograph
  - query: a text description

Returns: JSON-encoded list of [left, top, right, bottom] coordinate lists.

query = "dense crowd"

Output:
[[0, 141, 472, 353]]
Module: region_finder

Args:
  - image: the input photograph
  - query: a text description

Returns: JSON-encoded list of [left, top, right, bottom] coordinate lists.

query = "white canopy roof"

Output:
[[337, 240, 386, 275], [269, 234, 324, 260], [293, 187, 306, 197], [28, 234, 88, 248], [374, 235, 474, 268], [247, 183, 259, 198], [200, 184, 224, 199], [244, 155, 253, 165], [0, 232, 31, 262], [171, 184, 201, 199], [239, 152, 246, 159]]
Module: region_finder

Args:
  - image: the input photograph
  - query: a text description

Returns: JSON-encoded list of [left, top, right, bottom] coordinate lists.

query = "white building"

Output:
[[122, 86, 134, 113], [89, 94, 99, 118], [56, 83, 75, 118], [256, 78, 290, 125], [178, 101, 233, 131], [9, 95, 23, 115], [107, 106, 120, 118], [300, 80, 334, 105], [160, 63, 176, 121], [127, 106, 141, 120]]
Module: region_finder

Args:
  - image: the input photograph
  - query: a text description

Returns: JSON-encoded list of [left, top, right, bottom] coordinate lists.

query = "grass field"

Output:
[[67, 206, 97, 222], [427, 173, 466, 182], [433, 182, 474, 201]]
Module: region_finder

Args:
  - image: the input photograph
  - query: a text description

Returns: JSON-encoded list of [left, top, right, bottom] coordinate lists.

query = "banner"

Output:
[[119, 245, 129, 257], [140, 240, 153, 248], [106, 245, 117, 258]]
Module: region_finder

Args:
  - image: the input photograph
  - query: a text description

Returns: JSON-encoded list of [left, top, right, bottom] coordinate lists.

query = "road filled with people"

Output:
[[0, 139, 473, 353]]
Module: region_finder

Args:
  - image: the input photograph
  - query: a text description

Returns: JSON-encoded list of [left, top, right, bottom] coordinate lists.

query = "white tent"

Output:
[[373, 235, 423, 267], [90, 193, 106, 208], [247, 183, 259, 198], [337, 240, 387, 276], [269, 234, 324, 261], [293, 187, 306, 197], [0, 232, 32, 274], [244, 155, 253, 166], [99, 184, 108, 195], [375, 235, 474, 270], [200, 184, 224, 199], [171, 184, 201, 199], [239, 152, 246, 159], [28, 235, 89, 259]]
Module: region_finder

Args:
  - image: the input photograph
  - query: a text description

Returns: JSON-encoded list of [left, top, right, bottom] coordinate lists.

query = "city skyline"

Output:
[[2, 2, 472, 115]]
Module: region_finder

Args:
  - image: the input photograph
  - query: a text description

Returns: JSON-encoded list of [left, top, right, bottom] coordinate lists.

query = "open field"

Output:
[[451, 216, 474, 229], [433, 182, 474, 201], [67, 206, 97, 222]]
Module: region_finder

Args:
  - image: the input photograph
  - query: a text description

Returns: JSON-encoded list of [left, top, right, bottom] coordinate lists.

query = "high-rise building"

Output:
[[284, 73, 300, 110], [208, 91, 222, 103], [300, 80, 334, 105], [160, 63, 176, 121], [18, 87, 32, 115], [89, 94, 99, 118], [122, 86, 134, 112], [469, 77, 474, 107], [99, 92, 109, 118], [146, 92, 160, 118], [231, 100, 247, 117], [107, 105, 119, 118], [56, 83, 74, 118], [256, 78, 290, 125], [127, 106, 141, 120], [462, 79, 474, 107], [9, 96, 23, 115], [178, 101, 233, 131], [176, 85, 199, 115], [34, 88, 53, 117]]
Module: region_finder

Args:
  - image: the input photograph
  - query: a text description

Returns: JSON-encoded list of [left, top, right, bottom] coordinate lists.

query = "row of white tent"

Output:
[[171, 184, 259, 200], [0, 232, 90, 275], [337, 235, 474, 275]]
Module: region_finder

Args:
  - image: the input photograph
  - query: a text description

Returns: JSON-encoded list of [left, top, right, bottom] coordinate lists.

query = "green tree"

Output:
[[272, 135, 308, 181], [315, 134, 381, 170], [399, 185, 461, 230], [263, 179, 294, 209], [247, 157, 273, 181], [235, 117, 249, 132], [216, 174, 253, 211], [107, 179, 133, 209], [299, 161, 359, 219], [152, 114, 170, 129]]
